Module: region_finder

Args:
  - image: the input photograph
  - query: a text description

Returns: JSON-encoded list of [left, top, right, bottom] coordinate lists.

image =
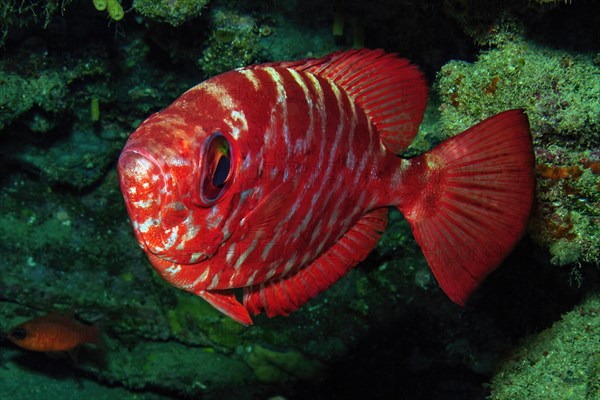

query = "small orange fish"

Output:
[[7, 311, 100, 353]]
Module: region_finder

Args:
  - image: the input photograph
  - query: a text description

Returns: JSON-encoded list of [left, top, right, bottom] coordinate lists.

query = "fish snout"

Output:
[[118, 151, 166, 251]]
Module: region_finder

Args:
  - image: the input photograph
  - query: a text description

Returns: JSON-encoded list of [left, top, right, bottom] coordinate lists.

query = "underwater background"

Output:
[[0, 0, 598, 399]]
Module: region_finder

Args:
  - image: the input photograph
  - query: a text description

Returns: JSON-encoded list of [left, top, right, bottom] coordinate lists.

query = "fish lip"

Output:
[[118, 149, 168, 253]]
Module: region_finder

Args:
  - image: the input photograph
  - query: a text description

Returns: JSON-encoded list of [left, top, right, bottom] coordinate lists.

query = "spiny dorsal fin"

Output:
[[253, 49, 428, 154]]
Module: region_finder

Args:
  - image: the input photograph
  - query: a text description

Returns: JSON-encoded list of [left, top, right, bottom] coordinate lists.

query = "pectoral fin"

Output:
[[199, 290, 253, 325]]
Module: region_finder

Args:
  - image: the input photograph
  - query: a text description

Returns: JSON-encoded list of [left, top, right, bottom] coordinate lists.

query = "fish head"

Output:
[[118, 88, 251, 269], [7, 320, 42, 350], [7, 326, 28, 344]]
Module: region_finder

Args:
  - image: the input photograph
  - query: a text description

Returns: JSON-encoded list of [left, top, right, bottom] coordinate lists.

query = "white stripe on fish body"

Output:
[[245, 270, 259, 287], [202, 80, 237, 110], [353, 152, 369, 187], [198, 267, 210, 284], [264, 114, 277, 147], [221, 190, 249, 239], [270, 166, 278, 180], [207, 271, 221, 290], [226, 243, 237, 265], [207, 214, 223, 231], [288, 68, 315, 143], [233, 233, 262, 270], [300, 252, 312, 268], [265, 261, 280, 280], [238, 69, 260, 91], [132, 198, 158, 209], [309, 219, 323, 245], [367, 194, 380, 210], [306, 73, 327, 130], [139, 217, 158, 233], [241, 153, 252, 171], [306, 73, 328, 177], [224, 110, 248, 140], [189, 253, 203, 263], [283, 166, 289, 182], [281, 253, 298, 277], [165, 264, 181, 276], [181, 218, 201, 243], [345, 93, 359, 169], [264, 67, 290, 155], [292, 208, 313, 241], [305, 78, 345, 213], [163, 226, 180, 250], [261, 223, 285, 262]]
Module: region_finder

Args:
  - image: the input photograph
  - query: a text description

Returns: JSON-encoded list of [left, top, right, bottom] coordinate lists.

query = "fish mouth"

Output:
[[118, 150, 167, 253]]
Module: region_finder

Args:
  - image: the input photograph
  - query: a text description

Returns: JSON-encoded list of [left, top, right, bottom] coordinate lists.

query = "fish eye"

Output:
[[199, 132, 233, 205], [9, 328, 27, 340]]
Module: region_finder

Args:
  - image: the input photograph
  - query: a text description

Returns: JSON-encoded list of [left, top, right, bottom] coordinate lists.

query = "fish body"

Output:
[[119, 49, 534, 325], [7, 312, 100, 352]]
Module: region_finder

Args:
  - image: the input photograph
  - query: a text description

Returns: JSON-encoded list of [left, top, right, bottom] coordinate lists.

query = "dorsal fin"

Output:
[[252, 49, 428, 154]]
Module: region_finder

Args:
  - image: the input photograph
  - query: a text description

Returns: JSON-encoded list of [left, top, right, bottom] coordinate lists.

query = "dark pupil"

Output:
[[9, 328, 27, 340], [212, 156, 230, 188]]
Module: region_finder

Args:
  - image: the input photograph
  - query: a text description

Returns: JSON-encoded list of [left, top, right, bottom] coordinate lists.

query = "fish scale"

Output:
[[119, 49, 535, 325], [207, 67, 380, 290]]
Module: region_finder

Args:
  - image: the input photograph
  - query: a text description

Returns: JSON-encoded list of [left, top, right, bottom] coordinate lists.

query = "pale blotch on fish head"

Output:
[[119, 79, 260, 272]]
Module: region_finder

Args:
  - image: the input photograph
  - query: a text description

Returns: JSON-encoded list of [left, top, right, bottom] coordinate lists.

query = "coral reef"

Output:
[[436, 39, 599, 148], [490, 293, 600, 400], [0, 50, 106, 132], [133, 0, 209, 26], [197, 8, 261, 77]]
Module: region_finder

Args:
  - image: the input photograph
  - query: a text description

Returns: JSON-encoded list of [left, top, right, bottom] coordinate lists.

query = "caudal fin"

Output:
[[398, 110, 535, 305]]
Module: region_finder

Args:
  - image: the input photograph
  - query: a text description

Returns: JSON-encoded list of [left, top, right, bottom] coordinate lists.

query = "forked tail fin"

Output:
[[398, 110, 535, 305]]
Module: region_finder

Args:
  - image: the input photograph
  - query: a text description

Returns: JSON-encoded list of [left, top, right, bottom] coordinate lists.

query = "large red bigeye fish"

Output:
[[118, 49, 534, 325]]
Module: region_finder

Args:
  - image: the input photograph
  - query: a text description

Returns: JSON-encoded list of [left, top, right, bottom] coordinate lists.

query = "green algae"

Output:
[[490, 293, 600, 400], [244, 344, 324, 384], [166, 291, 246, 350], [436, 39, 599, 149], [133, 0, 209, 26], [98, 340, 253, 397], [198, 8, 261, 77]]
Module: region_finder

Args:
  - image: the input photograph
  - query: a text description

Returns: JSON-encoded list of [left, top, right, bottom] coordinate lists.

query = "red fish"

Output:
[[7, 311, 100, 352], [118, 49, 534, 325]]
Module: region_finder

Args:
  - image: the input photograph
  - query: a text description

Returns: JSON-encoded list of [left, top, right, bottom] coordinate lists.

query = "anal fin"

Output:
[[243, 208, 388, 318]]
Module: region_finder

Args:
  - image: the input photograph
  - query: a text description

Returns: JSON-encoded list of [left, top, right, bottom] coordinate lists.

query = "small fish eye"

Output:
[[199, 132, 233, 205], [9, 327, 27, 340]]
